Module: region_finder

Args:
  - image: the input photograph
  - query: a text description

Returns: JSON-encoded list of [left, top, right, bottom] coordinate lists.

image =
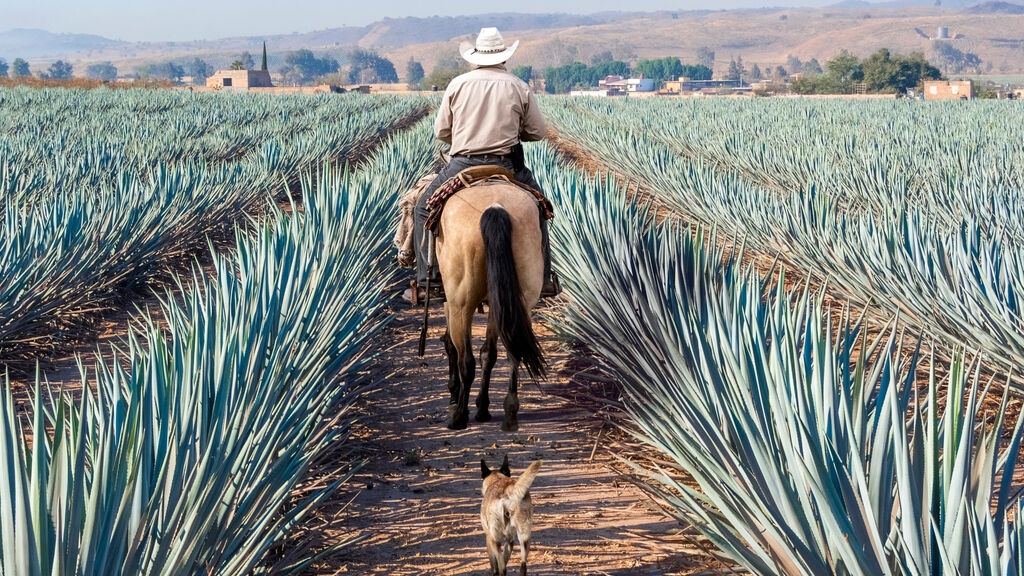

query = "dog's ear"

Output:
[[500, 454, 511, 476], [481, 458, 492, 479]]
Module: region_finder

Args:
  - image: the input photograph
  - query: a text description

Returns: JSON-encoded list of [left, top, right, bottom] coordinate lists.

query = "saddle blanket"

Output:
[[424, 167, 554, 233], [394, 173, 436, 268]]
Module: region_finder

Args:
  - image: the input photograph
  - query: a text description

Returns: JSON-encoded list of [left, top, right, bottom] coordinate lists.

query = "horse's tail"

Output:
[[480, 205, 546, 379]]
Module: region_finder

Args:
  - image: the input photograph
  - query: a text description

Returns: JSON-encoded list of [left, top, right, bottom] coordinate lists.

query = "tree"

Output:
[[406, 59, 424, 86], [862, 48, 940, 93], [786, 54, 803, 74], [11, 58, 30, 77], [802, 58, 823, 75], [679, 64, 712, 80], [240, 51, 255, 69], [543, 62, 590, 93], [422, 61, 467, 90], [229, 60, 244, 70], [347, 49, 397, 84], [931, 41, 981, 74], [726, 56, 746, 82], [790, 48, 938, 94], [188, 58, 212, 85], [826, 50, 863, 85], [749, 63, 763, 81], [47, 60, 73, 79], [148, 61, 184, 82], [280, 49, 339, 85], [0, 58, 7, 78], [85, 62, 118, 82], [591, 60, 630, 79], [511, 65, 533, 83], [590, 50, 614, 64], [696, 46, 715, 69], [774, 65, 789, 80], [634, 57, 686, 84]]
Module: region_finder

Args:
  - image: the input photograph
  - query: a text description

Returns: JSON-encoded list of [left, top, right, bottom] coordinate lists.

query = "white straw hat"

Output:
[[459, 27, 520, 66]]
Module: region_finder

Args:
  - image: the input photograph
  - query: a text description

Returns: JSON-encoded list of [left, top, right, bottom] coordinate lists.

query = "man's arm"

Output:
[[435, 88, 454, 144], [519, 88, 547, 142]]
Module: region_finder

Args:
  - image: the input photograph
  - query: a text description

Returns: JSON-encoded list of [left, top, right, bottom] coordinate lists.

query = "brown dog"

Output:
[[480, 455, 541, 576]]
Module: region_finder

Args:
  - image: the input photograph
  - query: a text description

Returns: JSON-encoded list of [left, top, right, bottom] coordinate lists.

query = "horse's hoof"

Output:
[[447, 414, 469, 430], [501, 420, 519, 433], [475, 410, 492, 422]]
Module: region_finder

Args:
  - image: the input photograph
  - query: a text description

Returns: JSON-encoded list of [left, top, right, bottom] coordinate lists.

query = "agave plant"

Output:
[[528, 140, 1024, 574], [0, 87, 430, 366], [0, 118, 439, 574], [542, 96, 1024, 386]]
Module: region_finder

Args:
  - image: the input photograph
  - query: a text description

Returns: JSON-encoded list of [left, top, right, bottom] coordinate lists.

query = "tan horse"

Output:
[[435, 181, 546, 431]]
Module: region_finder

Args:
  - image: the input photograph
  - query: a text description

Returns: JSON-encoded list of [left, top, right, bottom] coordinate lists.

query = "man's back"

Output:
[[435, 65, 547, 157]]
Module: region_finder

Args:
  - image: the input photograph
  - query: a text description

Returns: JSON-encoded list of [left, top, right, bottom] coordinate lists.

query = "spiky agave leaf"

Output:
[[528, 139, 1024, 575], [0, 117, 438, 574]]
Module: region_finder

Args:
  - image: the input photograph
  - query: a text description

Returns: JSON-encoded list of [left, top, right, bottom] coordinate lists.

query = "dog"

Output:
[[480, 455, 541, 576]]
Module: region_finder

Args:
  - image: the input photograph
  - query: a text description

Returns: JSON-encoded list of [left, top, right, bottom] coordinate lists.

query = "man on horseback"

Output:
[[404, 26, 557, 304]]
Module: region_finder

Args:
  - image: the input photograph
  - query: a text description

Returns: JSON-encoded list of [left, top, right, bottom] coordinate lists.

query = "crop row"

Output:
[[0, 88, 415, 205], [0, 88, 430, 366], [543, 97, 1024, 384], [0, 118, 439, 575], [529, 140, 1024, 575]]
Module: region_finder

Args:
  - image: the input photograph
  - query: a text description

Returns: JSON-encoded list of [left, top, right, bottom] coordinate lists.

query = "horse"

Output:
[[435, 181, 547, 431]]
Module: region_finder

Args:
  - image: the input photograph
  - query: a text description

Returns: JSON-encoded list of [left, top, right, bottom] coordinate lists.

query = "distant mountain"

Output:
[[350, 13, 637, 47], [0, 28, 125, 59], [832, 0, 1023, 8], [965, 0, 1024, 12], [7, 7, 1024, 77], [1, 13, 641, 64]]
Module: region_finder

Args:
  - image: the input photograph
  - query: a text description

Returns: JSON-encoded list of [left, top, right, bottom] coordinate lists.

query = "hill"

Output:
[[377, 6, 1024, 77], [0, 28, 125, 59], [6, 6, 1024, 78], [1, 13, 640, 65], [966, 1, 1024, 13]]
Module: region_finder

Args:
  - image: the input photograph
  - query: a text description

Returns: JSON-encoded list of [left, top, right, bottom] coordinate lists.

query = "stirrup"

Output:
[[541, 271, 562, 298]]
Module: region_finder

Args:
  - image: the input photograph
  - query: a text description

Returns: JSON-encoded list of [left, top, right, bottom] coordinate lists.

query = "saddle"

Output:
[[423, 166, 554, 233]]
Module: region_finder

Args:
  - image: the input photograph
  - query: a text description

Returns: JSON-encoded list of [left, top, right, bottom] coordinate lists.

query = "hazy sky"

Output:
[[6, 0, 832, 42]]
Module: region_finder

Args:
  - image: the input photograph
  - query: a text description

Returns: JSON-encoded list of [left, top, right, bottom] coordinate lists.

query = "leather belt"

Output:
[[454, 153, 509, 162]]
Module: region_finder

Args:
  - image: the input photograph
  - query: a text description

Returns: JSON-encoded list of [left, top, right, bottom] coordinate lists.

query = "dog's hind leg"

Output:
[[518, 537, 530, 576], [502, 541, 513, 574], [477, 318, 497, 422], [502, 359, 521, 432], [486, 536, 502, 576]]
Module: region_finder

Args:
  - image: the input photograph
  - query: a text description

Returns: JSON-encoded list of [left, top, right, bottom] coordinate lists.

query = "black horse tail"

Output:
[[480, 205, 546, 379]]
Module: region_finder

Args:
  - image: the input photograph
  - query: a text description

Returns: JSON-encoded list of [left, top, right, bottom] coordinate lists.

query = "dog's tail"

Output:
[[506, 460, 542, 505]]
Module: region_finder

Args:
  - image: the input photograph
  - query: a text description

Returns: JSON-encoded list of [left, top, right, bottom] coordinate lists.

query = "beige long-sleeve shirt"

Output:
[[435, 65, 547, 156]]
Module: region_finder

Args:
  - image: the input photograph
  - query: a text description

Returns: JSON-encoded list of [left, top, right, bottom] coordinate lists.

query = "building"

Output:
[[627, 78, 655, 92], [206, 69, 274, 90], [923, 80, 974, 100], [661, 77, 744, 94], [597, 75, 654, 93], [570, 89, 627, 97]]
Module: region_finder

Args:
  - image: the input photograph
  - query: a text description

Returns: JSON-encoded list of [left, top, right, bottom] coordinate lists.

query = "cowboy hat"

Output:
[[459, 27, 519, 67]]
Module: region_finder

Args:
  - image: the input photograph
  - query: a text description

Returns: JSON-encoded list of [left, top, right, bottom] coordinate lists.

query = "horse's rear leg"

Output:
[[476, 320, 497, 422], [442, 330, 459, 407], [446, 306, 475, 430], [503, 359, 521, 432]]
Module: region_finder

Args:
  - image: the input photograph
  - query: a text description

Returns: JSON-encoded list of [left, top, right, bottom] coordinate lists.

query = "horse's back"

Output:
[[437, 182, 544, 306]]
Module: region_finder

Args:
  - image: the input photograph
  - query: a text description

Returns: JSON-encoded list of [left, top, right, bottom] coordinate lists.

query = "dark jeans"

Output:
[[414, 155, 551, 285]]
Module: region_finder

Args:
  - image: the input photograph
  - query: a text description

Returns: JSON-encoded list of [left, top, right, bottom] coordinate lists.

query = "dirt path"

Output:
[[300, 299, 709, 575]]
